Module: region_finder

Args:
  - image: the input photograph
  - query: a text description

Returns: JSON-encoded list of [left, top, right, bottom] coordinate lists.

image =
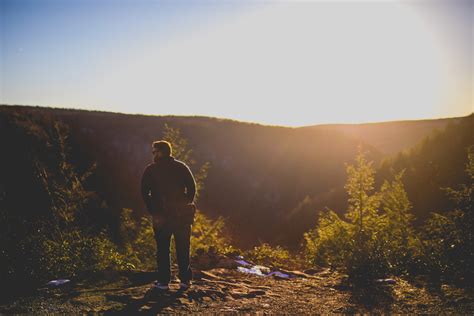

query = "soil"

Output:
[[1, 263, 473, 314]]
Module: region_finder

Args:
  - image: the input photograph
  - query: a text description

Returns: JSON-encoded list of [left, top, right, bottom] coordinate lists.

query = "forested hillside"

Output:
[[305, 118, 459, 155], [283, 114, 473, 246], [378, 115, 474, 222], [1, 105, 467, 249]]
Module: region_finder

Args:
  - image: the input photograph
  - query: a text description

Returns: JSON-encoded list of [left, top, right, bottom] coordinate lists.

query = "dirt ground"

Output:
[[2, 263, 473, 314]]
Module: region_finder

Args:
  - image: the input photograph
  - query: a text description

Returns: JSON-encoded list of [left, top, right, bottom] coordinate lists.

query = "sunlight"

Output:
[[95, 2, 449, 126]]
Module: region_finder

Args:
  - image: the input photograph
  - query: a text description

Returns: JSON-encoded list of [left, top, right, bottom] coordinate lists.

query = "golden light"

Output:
[[89, 2, 454, 126]]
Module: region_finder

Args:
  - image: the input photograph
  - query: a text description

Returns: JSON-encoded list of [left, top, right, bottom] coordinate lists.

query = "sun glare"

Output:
[[79, 2, 451, 126]]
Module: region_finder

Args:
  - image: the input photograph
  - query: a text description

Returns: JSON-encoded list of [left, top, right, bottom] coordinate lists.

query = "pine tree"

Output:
[[344, 150, 380, 245]]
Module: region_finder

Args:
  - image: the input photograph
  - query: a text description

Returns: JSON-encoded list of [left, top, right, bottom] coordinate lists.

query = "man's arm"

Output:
[[141, 166, 153, 213], [182, 164, 196, 203]]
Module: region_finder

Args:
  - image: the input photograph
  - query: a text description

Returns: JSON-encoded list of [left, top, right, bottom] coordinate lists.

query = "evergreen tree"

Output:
[[304, 150, 417, 283], [421, 146, 474, 283]]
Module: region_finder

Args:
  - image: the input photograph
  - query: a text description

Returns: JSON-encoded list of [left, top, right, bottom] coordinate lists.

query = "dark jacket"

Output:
[[141, 156, 196, 215]]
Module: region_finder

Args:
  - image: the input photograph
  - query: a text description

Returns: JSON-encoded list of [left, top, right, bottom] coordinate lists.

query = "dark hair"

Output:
[[152, 140, 172, 156]]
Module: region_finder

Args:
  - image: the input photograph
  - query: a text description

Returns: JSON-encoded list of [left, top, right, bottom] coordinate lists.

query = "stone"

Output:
[[304, 268, 321, 275], [216, 257, 239, 269]]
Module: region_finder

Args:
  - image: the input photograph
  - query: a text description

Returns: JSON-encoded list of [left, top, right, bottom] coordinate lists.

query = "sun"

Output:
[[90, 2, 450, 126]]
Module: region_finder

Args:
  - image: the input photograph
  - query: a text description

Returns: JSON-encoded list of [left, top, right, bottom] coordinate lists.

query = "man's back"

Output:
[[143, 140, 195, 289], [141, 156, 196, 215]]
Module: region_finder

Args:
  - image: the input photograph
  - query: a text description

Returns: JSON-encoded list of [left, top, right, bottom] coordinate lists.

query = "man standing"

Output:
[[141, 140, 196, 291]]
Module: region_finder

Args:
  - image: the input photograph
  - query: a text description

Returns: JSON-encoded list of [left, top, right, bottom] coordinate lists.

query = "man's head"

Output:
[[152, 140, 172, 160]]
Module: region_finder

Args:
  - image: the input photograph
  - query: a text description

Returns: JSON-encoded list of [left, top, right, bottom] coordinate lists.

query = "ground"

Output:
[[1, 262, 473, 314]]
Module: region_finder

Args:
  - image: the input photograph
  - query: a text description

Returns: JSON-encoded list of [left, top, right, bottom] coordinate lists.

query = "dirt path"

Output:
[[2, 265, 473, 314]]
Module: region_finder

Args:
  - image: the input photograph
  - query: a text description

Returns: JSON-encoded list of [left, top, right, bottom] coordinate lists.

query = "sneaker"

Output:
[[153, 281, 169, 291], [179, 280, 192, 290]]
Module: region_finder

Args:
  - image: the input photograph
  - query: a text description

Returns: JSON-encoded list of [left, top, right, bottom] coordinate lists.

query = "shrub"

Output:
[[244, 242, 291, 268], [0, 112, 133, 287], [303, 150, 418, 283], [420, 146, 474, 284]]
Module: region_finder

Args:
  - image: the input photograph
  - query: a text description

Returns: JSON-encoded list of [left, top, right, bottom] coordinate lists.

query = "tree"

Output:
[[421, 146, 474, 283], [162, 123, 210, 201], [304, 150, 417, 283], [379, 171, 417, 273]]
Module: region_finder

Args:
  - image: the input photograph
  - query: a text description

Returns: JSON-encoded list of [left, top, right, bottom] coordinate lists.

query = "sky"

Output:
[[1, 0, 472, 127]]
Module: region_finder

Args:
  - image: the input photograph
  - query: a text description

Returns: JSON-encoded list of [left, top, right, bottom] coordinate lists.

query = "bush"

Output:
[[419, 146, 474, 284], [303, 150, 418, 283], [304, 210, 353, 267], [244, 242, 291, 268], [0, 112, 133, 288]]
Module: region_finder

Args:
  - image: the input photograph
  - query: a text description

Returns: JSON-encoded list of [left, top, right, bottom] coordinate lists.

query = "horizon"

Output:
[[1, 0, 472, 126], [1, 103, 471, 128]]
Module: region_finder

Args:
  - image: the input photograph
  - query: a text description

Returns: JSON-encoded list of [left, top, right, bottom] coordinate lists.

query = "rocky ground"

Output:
[[1, 251, 473, 314]]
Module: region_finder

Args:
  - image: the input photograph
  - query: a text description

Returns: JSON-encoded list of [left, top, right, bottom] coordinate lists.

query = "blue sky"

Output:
[[1, 0, 472, 126]]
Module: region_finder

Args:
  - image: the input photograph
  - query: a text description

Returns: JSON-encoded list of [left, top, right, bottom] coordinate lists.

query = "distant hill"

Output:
[[303, 117, 460, 156], [1, 105, 467, 249], [280, 114, 473, 247], [377, 114, 474, 221]]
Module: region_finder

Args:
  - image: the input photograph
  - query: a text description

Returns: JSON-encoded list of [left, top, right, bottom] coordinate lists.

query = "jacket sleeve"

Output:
[[182, 164, 196, 203], [141, 166, 153, 213]]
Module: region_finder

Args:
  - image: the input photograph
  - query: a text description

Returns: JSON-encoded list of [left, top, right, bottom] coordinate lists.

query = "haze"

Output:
[[1, 0, 472, 126]]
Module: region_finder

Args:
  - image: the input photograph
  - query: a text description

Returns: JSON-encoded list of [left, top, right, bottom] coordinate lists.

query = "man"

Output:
[[141, 140, 196, 291]]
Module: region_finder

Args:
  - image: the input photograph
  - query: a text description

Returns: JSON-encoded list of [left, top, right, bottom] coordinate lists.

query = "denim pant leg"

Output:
[[153, 222, 172, 284], [173, 223, 193, 282]]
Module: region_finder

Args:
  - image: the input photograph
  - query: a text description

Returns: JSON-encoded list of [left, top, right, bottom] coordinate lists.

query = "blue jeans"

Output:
[[152, 215, 193, 284]]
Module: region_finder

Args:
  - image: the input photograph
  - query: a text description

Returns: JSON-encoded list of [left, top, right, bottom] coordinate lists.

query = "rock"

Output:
[[272, 274, 292, 281], [304, 268, 321, 275], [236, 306, 253, 311], [208, 246, 217, 255], [254, 265, 271, 274], [200, 270, 223, 280], [375, 278, 397, 285], [317, 268, 332, 276], [178, 297, 192, 305], [249, 285, 271, 290], [192, 248, 218, 269], [278, 268, 315, 278], [220, 307, 238, 312], [194, 254, 212, 269], [216, 257, 239, 269], [248, 290, 266, 296]]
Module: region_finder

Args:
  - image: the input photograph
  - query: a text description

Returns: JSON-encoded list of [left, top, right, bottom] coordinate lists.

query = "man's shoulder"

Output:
[[143, 162, 156, 172], [173, 159, 190, 169]]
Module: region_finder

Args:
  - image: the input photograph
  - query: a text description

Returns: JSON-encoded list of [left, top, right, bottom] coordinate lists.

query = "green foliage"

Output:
[[304, 150, 418, 283], [378, 171, 418, 274], [190, 210, 229, 255], [304, 210, 353, 267], [244, 242, 292, 268], [119, 208, 156, 270], [377, 115, 474, 223], [345, 150, 380, 231], [420, 146, 474, 283], [28, 229, 132, 279], [0, 112, 133, 287]]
